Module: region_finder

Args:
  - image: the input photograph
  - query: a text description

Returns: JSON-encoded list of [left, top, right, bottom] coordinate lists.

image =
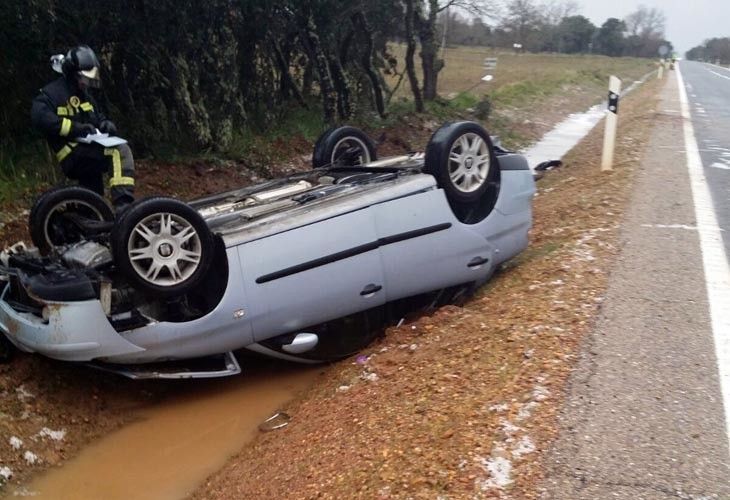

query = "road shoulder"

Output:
[[541, 70, 730, 499]]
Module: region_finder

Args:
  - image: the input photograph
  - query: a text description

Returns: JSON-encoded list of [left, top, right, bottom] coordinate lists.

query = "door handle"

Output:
[[360, 284, 382, 296], [468, 256, 489, 268]]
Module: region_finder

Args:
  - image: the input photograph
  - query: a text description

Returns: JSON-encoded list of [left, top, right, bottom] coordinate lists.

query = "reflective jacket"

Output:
[[30, 77, 107, 164]]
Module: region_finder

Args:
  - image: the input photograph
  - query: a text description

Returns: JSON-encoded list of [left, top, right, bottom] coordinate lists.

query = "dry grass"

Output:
[[387, 44, 654, 100], [384, 45, 655, 151]]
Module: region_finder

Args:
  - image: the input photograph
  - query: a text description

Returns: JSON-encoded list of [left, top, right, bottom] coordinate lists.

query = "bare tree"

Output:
[[542, 0, 579, 26], [623, 5, 666, 57], [416, 0, 496, 101], [624, 5, 665, 38], [499, 0, 544, 49]]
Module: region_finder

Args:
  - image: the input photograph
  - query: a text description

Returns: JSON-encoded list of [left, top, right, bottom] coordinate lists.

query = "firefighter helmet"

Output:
[[62, 45, 101, 89]]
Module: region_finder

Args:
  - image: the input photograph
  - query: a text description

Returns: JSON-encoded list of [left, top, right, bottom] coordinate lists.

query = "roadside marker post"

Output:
[[480, 57, 497, 85], [601, 75, 622, 171], [657, 45, 669, 80]]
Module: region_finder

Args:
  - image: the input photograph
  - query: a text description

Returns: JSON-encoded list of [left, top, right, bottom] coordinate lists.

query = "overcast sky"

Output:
[[576, 0, 729, 55]]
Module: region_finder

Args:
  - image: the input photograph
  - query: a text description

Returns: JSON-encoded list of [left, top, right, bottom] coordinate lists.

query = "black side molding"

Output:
[[256, 222, 452, 284]]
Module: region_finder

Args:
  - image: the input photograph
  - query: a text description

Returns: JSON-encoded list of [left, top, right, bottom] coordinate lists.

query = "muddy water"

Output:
[[24, 360, 320, 500]]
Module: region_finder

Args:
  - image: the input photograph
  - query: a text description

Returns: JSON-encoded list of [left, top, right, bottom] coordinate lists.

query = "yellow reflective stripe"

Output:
[[59, 118, 72, 137], [55, 142, 78, 162], [104, 148, 133, 187], [57, 107, 69, 116], [80, 102, 94, 112], [56, 145, 73, 162], [109, 176, 135, 187]]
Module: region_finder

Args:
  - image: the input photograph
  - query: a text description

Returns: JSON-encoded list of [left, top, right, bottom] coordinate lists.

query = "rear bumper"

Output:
[[0, 285, 144, 362]]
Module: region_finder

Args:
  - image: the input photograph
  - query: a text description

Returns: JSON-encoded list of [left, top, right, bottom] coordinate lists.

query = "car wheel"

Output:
[[424, 121, 499, 206], [29, 186, 114, 254], [312, 126, 377, 168], [111, 197, 214, 298]]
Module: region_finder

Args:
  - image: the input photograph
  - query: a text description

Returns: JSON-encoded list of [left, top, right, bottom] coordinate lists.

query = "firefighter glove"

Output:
[[99, 120, 117, 135], [72, 122, 97, 138]]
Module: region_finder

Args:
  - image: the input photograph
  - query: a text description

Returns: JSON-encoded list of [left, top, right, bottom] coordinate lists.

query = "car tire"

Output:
[[111, 197, 214, 298], [312, 126, 377, 168], [29, 186, 114, 254], [424, 121, 499, 206]]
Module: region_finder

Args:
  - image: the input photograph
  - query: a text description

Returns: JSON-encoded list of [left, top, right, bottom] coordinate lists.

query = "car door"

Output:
[[237, 208, 386, 341], [371, 189, 495, 301]]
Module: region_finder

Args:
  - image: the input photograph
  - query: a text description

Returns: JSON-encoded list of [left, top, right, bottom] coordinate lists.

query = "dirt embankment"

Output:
[[190, 80, 663, 499], [0, 74, 658, 495]]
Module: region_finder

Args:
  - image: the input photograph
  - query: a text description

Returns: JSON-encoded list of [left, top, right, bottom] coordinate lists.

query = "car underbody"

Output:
[[0, 123, 535, 378]]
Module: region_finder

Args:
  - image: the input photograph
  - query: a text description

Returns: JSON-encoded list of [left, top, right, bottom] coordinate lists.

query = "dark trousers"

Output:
[[61, 143, 135, 206]]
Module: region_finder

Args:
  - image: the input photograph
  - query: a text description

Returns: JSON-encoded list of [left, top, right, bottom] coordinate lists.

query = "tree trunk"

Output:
[[404, 0, 424, 112], [302, 60, 314, 99], [300, 16, 337, 125], [272, 40, 307, 108], [328, 52, 351, 120], [418, 0, 443, 101], [351, 11, 385, 117]]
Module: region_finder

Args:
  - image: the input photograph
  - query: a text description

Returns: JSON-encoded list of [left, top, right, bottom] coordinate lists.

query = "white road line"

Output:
[[677, 65, 730, 453], [640, 224, 698, 231], [707, 69, 730, 81], [707, 62, 730, 74]]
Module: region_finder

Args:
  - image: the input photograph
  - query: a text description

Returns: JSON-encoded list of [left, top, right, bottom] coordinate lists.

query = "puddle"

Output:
[[523, 78, 647, 170], [19, 358, 320, 500]]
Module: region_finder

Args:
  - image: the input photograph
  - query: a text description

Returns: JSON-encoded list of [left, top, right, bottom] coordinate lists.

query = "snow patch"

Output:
[[512, 436, 536, 458], [533, 385, 550, 402], [0, 466, 12, 481], [489, 403, 509, 413], [15, 386, 34, 402], [516, 401, 540, 421], [500, 418, 522, 436], [22, 452, 39, 466], [38, 428, 66, 441], [11, 487, 39, 496], [8, 437, 23, 450], [477, 454, 513, 490]]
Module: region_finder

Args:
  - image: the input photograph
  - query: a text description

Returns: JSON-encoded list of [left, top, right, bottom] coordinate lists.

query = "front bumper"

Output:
[[0, 284, 144, 362]]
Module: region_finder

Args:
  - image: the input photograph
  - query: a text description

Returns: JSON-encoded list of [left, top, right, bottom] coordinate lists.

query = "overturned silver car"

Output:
[[0, 122, 535, 378]]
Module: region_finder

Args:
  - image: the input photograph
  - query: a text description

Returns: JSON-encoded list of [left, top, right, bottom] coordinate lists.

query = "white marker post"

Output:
[[482, 57, 497, 82], [658, 60, 664, 79], [601, 75, 622, 171]]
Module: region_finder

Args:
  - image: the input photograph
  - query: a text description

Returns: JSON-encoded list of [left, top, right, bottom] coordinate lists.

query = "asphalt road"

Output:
[[682, 61, 730, 255], [542, 64, 730, 499]]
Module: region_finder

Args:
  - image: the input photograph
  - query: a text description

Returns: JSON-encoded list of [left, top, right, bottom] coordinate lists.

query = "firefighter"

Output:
[[31, 45, 134, 209]]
